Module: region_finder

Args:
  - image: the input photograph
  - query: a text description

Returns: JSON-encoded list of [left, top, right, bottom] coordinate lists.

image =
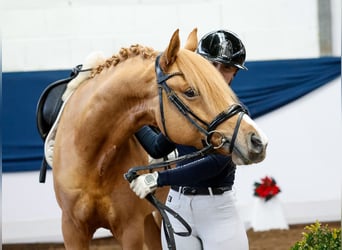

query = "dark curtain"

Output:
[[232, 57, 341, 118], [3, 70, 71, 172], [2, 57, 341, 172]]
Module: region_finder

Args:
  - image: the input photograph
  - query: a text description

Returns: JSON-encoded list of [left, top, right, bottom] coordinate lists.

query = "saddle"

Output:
[[36, 65, 83, 183]]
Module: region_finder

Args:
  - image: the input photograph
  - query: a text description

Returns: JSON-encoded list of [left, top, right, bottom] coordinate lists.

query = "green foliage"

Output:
[[291, 221, 341, 250]]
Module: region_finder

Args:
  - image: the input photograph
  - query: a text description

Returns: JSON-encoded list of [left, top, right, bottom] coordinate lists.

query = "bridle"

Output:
[[125, 54, 247, 250], [155, 54, 247, 153]]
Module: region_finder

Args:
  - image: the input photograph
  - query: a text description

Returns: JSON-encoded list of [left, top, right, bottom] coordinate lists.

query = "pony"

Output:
[[51, 28, 268, 249]]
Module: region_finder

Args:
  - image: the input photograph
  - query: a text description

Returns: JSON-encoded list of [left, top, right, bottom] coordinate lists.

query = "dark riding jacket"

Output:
[[135, 126, 236, 188]]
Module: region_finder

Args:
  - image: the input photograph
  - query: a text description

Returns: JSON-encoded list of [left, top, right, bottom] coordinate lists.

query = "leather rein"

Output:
[[125, 54, 247, 250]]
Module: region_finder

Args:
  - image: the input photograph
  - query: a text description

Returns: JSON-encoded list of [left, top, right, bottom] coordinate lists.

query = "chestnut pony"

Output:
[[52, 28, 267, 249]]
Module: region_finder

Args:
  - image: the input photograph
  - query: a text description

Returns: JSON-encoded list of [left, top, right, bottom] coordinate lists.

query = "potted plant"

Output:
[[291, 221, 341, 250]]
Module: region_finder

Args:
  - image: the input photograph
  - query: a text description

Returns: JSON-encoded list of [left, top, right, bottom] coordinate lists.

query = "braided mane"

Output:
[[62, 44, 158, 101], [90, 44, 158, 78]]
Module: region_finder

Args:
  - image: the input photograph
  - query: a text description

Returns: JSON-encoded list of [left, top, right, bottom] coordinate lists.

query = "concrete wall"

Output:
[[2, 0, 341, 243]]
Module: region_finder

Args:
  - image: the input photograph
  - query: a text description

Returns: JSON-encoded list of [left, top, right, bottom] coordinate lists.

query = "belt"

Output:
[[171, 185, 232, 195]]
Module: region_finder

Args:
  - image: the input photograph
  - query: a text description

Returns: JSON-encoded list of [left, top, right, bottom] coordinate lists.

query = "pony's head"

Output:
[[155, 28, 268, 165]]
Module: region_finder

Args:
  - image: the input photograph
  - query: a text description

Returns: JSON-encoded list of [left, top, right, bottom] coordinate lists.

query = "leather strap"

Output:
[[171, 185, 232, 195]]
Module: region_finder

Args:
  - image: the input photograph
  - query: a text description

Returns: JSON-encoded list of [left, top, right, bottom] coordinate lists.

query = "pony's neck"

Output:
[[74, 58, 158, 151]]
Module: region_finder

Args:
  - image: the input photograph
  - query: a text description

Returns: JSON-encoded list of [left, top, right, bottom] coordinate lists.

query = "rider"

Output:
[[130, 30, 249, 250]]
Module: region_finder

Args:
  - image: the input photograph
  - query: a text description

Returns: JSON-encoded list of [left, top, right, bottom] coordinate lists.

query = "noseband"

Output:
[[155, 54, 247, 153]]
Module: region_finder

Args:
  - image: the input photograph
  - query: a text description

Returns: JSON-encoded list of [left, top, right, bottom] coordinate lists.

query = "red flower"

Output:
[[254, 176, 281, 202]]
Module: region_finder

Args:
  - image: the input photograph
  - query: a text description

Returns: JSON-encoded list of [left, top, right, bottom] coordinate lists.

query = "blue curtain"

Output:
[[3, 70, 70, 172], [232, 57, 341, 118], [2, 57, 341, 172]]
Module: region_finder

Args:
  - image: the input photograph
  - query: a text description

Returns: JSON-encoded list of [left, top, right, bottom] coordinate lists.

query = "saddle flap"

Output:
[[36, 77, 70, 140]]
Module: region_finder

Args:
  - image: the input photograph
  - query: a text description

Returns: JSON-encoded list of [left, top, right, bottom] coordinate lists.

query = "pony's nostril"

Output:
[[251, 133, 263, 153], [251, 133, 262, 145]]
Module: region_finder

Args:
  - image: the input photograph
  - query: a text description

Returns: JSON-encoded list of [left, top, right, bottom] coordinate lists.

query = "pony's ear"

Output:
[[160, 29, 180, 71], [184, 28, 198, 52]]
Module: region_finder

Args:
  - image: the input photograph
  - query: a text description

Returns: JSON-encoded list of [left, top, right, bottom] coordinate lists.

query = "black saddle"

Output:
[[36, 78, 68, 141], [36, 65, 84, 182]]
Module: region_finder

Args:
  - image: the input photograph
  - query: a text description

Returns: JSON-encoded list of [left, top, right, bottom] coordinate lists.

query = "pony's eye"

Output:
[[184, 88, 197, 98]]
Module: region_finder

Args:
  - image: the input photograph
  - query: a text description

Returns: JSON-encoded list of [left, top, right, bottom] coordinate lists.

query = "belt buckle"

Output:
[[182, 186, 197, 195], [215, 188, 224, 194]]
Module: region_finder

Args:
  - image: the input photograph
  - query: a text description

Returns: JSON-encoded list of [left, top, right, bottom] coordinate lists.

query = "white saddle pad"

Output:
[[44, 96, 70, 167]]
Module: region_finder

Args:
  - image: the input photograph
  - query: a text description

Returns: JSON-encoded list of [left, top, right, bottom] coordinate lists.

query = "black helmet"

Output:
[[197, 30, 247, 70]]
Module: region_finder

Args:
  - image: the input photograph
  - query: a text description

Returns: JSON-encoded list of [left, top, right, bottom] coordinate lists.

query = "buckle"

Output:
[[182, 187, 198, 195]]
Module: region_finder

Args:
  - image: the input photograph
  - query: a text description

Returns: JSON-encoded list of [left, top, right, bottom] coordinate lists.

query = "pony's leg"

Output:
[[61, 212, 93, 250], [114, 221, 146, 250], [144, 213, 162, 250]]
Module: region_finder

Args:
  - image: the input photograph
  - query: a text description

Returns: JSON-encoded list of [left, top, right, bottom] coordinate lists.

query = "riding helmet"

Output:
[[197, 30, 247, 70]]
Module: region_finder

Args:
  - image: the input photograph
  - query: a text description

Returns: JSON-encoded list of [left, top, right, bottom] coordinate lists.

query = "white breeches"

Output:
[[161, 189, 249, 250]]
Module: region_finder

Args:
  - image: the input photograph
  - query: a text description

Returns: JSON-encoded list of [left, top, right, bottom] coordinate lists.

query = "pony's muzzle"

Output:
[[247, 132, 268, 162], [250, 133, 265, 154]]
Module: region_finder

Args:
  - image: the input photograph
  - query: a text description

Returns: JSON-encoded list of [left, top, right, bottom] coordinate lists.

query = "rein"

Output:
[[125, 54, 248, 250], [124, 145, 213, 250]]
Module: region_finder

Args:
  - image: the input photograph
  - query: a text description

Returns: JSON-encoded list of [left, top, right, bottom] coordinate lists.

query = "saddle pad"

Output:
[[44, 95, 71, 167]]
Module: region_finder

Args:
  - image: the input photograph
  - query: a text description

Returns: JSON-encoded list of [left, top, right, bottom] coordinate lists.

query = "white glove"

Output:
[[130, 172, 159, 199]]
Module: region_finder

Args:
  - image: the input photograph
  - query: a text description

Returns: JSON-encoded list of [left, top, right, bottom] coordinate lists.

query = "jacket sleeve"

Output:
[[135, 126, 176, 159], [157, 154, 234, 187]]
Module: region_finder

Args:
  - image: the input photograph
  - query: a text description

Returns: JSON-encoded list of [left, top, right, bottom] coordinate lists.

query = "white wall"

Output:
[[2, 0, 341, 72], [235, 77, 341, 225], [2, 0, 341, 243]]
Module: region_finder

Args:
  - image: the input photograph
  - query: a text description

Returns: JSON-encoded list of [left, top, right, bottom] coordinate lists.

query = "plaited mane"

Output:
[[62, 45, 158, 101], [90, 44, 158, 78]]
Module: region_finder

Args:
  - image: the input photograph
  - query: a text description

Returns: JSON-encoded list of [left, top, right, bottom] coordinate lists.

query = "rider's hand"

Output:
[[129, 172, 159, 199]]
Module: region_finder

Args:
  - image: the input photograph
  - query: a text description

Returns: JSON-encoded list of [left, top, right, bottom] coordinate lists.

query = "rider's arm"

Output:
[[135, 126, 176, 159], [157, 153, 234, 187]]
